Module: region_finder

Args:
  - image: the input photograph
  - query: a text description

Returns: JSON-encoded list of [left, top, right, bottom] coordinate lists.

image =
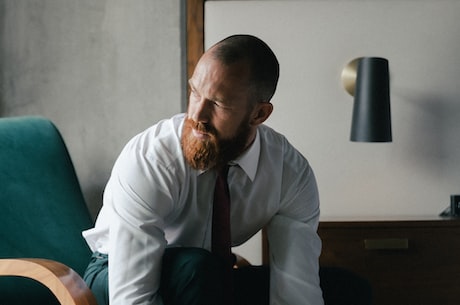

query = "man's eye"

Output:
[[212, 101, 231, 110]]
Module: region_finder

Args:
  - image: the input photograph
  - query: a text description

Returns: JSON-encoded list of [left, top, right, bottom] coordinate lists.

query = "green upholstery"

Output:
[[0, 116, 94, 305]]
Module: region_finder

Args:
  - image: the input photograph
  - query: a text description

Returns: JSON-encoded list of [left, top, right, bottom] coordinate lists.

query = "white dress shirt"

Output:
[[83, 113, 323, 305]]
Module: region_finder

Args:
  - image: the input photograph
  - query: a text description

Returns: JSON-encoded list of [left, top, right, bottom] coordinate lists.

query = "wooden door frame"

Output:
[[186, 0, 205, 82]]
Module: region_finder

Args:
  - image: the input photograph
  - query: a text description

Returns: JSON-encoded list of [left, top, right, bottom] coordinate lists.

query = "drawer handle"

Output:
[[364, 238, 409, 250]]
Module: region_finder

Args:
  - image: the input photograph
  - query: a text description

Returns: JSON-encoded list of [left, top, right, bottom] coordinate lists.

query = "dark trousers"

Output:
[[83, 249, 372, 305], [83, 248, 269, 305]]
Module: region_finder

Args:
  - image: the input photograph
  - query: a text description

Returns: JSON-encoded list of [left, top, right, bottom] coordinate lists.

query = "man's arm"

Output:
[[267, 163, 324, 305], [267, 214, 323, 304], [106, 142, 177, 305]]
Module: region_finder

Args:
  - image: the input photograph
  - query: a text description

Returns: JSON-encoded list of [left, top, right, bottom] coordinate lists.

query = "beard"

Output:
[[181, 116, 252, 171]]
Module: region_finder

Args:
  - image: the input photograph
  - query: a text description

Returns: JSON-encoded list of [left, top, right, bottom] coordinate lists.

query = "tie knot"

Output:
[[217, 164, 230, 178]]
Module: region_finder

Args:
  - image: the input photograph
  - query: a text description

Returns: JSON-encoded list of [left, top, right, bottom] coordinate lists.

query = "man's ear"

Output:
[[250, 102, 273, 126]]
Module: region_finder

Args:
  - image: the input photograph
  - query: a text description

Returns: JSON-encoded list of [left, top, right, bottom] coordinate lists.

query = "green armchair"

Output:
[[0, 116, 97, 305]]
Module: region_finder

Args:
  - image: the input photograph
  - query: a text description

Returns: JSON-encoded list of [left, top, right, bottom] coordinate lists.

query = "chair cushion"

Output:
[[0, 116, 94, 304]]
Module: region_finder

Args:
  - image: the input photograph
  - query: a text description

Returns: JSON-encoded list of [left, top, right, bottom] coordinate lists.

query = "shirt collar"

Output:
[[196, 130, 260, 181], [229, 129, 260, 181]]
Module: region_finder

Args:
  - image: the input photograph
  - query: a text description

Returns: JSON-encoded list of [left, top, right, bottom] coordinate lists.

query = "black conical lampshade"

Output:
[[350, 57, 392, 142]]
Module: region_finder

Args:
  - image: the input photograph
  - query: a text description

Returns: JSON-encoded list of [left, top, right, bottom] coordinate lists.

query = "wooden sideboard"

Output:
[[318, 217, 460, 305]]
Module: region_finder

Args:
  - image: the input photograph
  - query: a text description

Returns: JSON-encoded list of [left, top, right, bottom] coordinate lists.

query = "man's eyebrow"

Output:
[[187, 79, 230, 106]]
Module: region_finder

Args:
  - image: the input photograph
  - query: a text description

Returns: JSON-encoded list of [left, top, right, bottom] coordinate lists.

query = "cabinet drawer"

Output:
[[318, 219, 460, 305]]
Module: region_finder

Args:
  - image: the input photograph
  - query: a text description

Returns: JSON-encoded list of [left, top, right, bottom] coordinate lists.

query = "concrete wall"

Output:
[[1, 0, 184, 217]]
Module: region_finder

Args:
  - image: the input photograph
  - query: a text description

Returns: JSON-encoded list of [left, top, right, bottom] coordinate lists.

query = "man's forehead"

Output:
[[197, 54, 251, 81]]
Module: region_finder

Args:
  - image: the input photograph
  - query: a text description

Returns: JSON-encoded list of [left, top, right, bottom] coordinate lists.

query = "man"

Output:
[[82, 34, 324, 305]]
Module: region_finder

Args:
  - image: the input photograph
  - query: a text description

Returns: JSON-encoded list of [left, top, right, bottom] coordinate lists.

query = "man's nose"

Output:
[[190, 98, 211, 123]]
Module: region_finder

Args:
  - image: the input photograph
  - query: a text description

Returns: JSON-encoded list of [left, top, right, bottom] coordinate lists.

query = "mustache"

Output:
[[187, 118, 217, 137]]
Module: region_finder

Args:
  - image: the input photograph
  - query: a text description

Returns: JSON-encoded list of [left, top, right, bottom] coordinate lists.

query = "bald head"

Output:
[[208, 35, 280, 103]]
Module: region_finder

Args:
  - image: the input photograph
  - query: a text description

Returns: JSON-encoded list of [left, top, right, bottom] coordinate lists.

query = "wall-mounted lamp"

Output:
[[342, 57, 392, 142]]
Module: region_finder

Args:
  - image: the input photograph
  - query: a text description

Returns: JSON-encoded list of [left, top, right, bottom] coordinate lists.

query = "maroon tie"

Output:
[[212, 165, 233, 304]]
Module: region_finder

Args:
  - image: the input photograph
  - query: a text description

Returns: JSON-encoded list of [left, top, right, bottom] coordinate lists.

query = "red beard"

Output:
[[181, 118, 220, 170], [181, 116, 252, 171]]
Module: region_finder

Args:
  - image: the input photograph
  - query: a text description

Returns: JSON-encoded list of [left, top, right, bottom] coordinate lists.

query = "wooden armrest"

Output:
[[0, 258, 97, 305]]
